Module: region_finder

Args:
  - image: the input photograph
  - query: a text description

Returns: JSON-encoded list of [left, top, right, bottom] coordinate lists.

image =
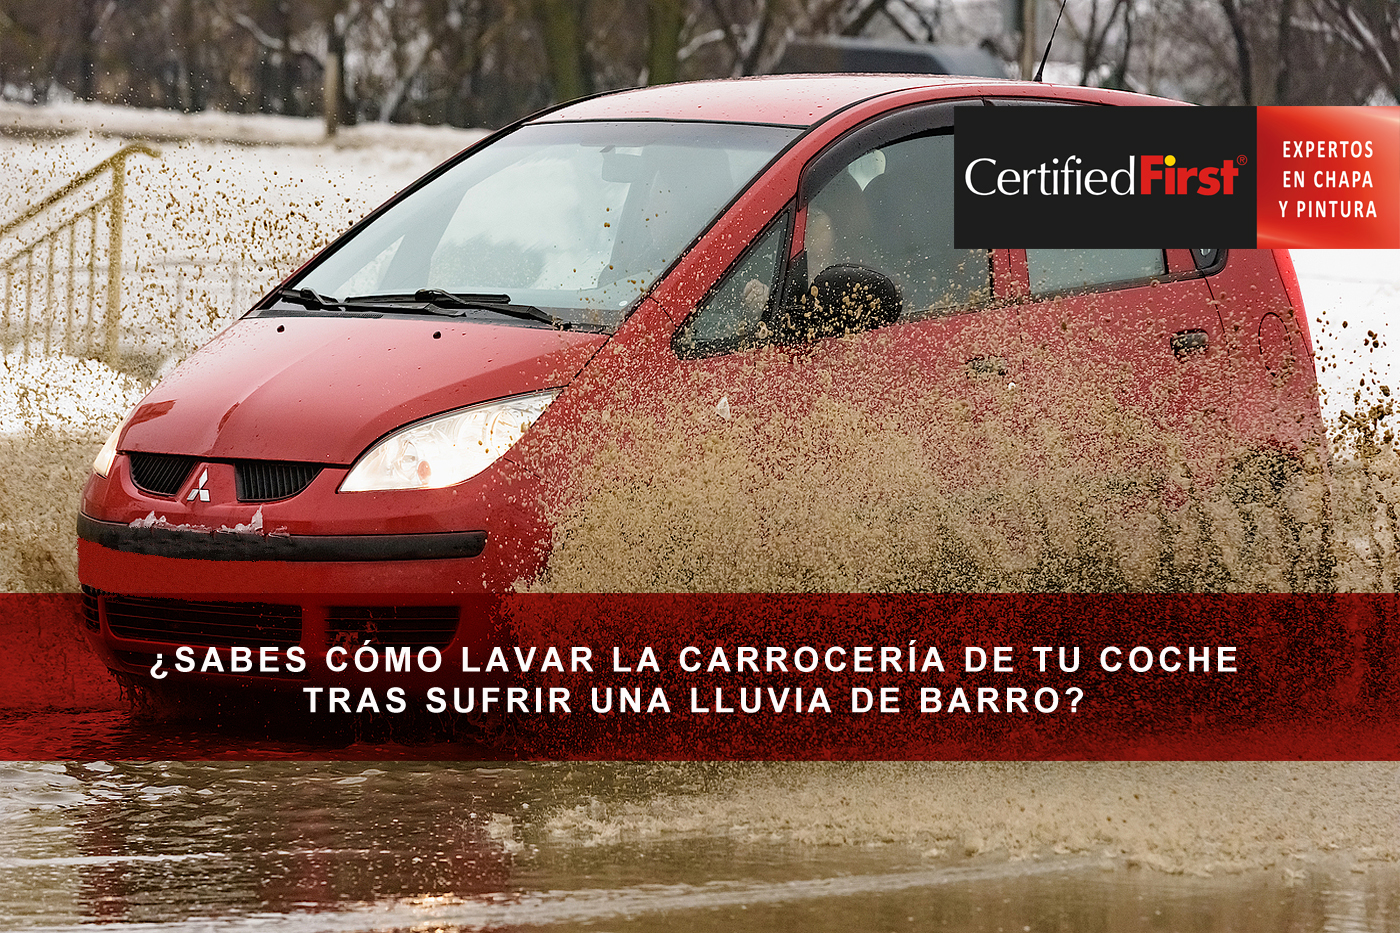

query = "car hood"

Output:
[[120, 316, 607, 464]]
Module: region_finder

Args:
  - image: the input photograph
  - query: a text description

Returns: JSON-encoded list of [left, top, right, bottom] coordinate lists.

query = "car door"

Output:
[[741, 100, 1038, 492], [703, 96, 1233, 577], [724, 100, 1084, 575], [1006, 246, 1231, 463]]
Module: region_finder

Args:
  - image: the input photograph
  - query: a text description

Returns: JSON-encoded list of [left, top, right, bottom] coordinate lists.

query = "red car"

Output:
[[77, 76, 1329, 695]]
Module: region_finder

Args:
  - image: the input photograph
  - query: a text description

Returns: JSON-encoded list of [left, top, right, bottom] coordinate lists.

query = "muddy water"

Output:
[[4, 761, 1400, 932]]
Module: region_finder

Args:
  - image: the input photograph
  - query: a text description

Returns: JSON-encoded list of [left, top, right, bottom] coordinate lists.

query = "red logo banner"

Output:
[[1257, 106, 1400, 248]]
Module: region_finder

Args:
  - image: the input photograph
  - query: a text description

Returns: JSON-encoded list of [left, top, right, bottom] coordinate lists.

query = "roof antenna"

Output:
[[1033, 0, 1070, 83]]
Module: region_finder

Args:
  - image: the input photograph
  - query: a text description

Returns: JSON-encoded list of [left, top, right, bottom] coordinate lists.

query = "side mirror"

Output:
[[774, 262, 902, 344]]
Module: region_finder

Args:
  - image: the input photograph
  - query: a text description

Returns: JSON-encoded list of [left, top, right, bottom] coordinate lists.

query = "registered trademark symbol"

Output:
[[1237, 154, 1248, 165]]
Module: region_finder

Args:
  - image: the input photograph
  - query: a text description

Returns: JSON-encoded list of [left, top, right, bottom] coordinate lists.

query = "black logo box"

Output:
[[953, 106, 1257, 249]]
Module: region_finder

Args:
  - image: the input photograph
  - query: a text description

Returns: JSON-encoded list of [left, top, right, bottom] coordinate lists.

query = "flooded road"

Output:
[[5, 760, 1400, 932]]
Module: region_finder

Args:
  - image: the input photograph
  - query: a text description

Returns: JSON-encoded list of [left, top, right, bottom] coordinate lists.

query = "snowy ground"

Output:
[[1292, 249, 1398, 409], [0, 100, 484, 436], [0, 356, 145, 435]]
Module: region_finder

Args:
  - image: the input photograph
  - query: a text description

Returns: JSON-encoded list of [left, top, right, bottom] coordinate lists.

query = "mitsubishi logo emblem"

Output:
[[186, 469, 210, 502]]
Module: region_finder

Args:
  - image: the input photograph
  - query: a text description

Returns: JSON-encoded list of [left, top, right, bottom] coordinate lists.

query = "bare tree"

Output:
[[1311, 0, 1399, 101], [1065, 0, 1134, 87], [1, 0, 1391, 129], [535, 0, 591, 100], [1219, 0, 1255, 101], [222, 0, 326, 115], [1251, 0, 1387, 102], [647, 0, 685, 83], [1275, 0, 1296, 102], [690, 0, 777, 76]]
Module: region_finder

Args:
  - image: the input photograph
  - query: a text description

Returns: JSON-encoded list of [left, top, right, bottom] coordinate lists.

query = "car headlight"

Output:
[[339, 390, 560, 492], [93, 421, 125, 478]]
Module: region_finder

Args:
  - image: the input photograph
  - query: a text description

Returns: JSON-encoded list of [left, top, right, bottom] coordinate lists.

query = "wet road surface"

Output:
[[4, 759, 1400, 932]]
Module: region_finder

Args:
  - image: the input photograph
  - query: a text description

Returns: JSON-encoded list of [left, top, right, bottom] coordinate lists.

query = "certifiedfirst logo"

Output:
[[954, 107, 1258, 248], [964, 152, 1243, 198]]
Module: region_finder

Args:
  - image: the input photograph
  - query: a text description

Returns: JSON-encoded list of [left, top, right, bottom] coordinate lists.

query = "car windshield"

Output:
[[288, 120, 801, 331]]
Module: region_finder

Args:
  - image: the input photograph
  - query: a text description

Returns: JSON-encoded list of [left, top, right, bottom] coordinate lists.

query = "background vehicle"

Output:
[[77, 75, 1329, 694]]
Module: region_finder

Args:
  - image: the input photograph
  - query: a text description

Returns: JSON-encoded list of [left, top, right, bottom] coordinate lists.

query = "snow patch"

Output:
[[127, 511, 208, 534], [0, 356, 147, 436], [222, 508, 264, 535]]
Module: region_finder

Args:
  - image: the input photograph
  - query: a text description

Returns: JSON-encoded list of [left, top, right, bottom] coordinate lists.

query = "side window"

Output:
[[805, 152, 878, 272], [673, 214, 788, 357], [803, 133, 991, 319], [1026, 249, 1167, 295], [860, 134, 990, 315]]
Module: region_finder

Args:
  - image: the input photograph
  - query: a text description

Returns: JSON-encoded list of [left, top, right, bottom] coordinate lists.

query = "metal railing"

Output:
[[0, 143, 159, 368], [121, 255, 253, 369]]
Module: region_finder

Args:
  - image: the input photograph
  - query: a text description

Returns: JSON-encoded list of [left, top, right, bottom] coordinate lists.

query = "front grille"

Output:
[[235, 461, 323, 501], [128, 453, 197, 497], [103, 594, 302, 647], [81, 585, 101, 633], [328, 606, 460, 649]]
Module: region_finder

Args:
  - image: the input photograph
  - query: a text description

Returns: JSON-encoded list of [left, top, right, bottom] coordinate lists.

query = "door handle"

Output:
[[1171, 330, 1209, 359], [966, 355, 1007, 378]]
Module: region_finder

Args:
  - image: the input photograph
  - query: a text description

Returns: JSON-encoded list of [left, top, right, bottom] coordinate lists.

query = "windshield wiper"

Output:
[[313, 289, 566, 327], [411, 289, 562, 327], [275, 287, 342, 309], [274, 287, 388, 313]]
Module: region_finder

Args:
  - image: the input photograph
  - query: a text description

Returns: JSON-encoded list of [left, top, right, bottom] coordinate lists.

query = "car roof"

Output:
[[530, 74, 1177, 127]]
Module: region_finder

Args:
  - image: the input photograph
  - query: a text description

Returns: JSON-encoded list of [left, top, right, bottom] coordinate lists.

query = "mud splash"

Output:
[[0, 324, 1395, 595], [533, 428, 1397, 594], [526, 306, 1366, 594]]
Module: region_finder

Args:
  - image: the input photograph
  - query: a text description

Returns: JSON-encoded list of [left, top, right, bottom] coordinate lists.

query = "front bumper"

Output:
[[77, 535, 508, 692], [76, 449, 549, 692], [78, 514, 487, 562]]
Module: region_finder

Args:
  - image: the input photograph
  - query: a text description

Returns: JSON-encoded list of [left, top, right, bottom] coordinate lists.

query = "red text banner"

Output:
[[3, 593, 1398, 760]]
